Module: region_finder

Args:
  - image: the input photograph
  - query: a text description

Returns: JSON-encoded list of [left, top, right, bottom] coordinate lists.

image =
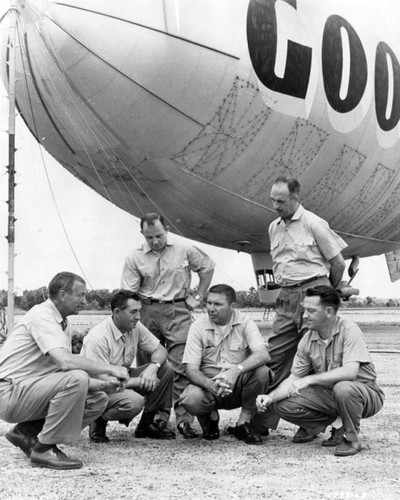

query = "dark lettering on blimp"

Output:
[[247, 0, 400, 133]]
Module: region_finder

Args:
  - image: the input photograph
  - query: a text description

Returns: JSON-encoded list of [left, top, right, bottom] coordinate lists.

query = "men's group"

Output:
[[0, 178, 384, 470]]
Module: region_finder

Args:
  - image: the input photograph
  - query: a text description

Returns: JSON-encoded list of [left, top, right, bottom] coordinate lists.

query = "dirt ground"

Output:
[[1, 323, 399, 500]]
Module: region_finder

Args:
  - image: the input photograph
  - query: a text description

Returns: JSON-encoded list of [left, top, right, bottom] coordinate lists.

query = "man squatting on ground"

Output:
[[121, 213, 214, 439], [253, 177, 348, 434], [0, 272, 129, 470], [257, 286, 384, 456], [180, 284, 272, 444], [81, 290, 175, 442]]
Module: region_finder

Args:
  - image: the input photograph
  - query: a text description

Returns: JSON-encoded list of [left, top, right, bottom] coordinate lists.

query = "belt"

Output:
[[142, 297, 186, 305], [280, 276, 326, 289]]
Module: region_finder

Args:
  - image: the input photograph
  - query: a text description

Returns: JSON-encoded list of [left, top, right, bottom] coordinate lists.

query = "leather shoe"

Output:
[[229, 422, 263, 445], [30, 446, 83, 469], [322, 426, 345, 447], [178, 422, 199, 439], [198, 411, 220, 440], [5, 425, 37, 457], [89, 416, 109, 443], [334, 439, 361, 457], [135, 420, 176, 439], [293, 427, 317, 443]]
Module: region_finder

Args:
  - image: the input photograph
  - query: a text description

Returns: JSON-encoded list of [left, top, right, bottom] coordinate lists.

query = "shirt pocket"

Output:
[[311, 355, 324, 374], [294, 237, 316, 259], [229, 340, 248, 364], [173, 259, 189, 274], [137, 264, 154, 288], [331, 352, 343, 370]]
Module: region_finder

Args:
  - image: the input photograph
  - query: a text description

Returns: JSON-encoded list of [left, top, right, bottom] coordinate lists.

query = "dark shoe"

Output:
[[230, 422, 263, 445], [198, 411, 220, 440], [178, 422, 199, 439], [322, 426, 345, 447], [5, 425, 37, 457], [334, 439, 361, 457], [293, 427, 317, 443], [135, 420, 176, 440], [30, 446, 83, 470], [89, 416, 109, 443]]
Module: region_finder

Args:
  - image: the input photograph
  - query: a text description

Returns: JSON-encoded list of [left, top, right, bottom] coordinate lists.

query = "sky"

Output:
[[1, 3, 400, 299]]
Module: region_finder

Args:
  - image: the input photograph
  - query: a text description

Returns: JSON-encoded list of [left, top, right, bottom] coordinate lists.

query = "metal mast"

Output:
[[6, 0, 17, 331]]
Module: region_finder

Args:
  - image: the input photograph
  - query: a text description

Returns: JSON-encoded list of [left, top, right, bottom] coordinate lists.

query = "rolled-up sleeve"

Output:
[[291, 337, 313, 377], [188, 246, 215, 275], [182, 323, 204, 367], [121, 253, 142, 291]]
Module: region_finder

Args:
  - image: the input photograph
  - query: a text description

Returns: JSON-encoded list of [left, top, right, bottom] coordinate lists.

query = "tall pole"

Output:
[[6, 1, 17, 331]]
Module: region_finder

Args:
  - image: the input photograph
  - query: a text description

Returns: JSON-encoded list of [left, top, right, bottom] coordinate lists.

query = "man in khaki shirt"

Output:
[[121, 213, 214, 438], [257, 286, 384, 457], [181, 284, 272, 444], [81, 290, 174, 442]]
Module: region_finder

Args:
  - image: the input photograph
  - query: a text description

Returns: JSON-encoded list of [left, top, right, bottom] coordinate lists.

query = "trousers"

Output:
[[136, 301, 193, 425], [102, 361, 174, 423], [0, 370, 108, 445], [180, 365, 272, 417], [274, 381, 385, 441]]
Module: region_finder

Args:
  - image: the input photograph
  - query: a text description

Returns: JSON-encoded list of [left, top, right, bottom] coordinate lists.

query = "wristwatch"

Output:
[[237, 364, 244, 373], [152, 362, 161, 369], [194, 294, 202, 301]]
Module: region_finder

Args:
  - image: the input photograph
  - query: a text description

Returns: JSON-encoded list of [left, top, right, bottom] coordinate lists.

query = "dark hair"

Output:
[[140, 213, 166, 231], [111, 290, 141, 311], [48, 272, 85, 299], [273, 176, 300, 195], [208, 284, 236, 304], [305, 286, 340, 313]]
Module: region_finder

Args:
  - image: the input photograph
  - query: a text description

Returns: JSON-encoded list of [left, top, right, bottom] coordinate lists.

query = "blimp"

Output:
[[1, 0, 400, 297]]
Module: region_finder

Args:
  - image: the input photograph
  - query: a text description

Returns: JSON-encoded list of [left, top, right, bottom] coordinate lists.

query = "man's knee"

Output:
[[333, 381, 355, 401], [67, 370, 90, 392], [159, 360, 174, 382], [274, 397, 302, 418], [179, 385, 204, 414]]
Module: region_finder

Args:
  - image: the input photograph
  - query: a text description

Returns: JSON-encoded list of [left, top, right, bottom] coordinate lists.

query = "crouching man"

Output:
[[179, 284, 272, 444], [0, 272, 129, 470], [257, 286, 384, 456], [81, 290, 175, 442]]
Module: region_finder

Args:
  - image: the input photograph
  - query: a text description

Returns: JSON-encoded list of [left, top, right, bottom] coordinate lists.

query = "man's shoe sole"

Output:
[[31, 460, 83, 470]]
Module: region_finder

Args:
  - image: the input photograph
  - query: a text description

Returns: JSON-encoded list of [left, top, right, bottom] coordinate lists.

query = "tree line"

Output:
[[0, 288, 399, 312]]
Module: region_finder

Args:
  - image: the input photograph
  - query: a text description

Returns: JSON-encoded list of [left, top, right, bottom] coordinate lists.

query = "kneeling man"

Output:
[[257, 286, 384, 456], [180, 284, 272, 444], [81, 290, 175, 442]]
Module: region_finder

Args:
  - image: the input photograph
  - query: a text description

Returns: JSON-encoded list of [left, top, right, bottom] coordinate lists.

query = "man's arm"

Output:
[[185, 363, 219, 397], [329, 253, 346, 288], [120, 254, 142, 292], [212, 345, 270, 391], [48, 348, 129, 382], [256, 362, 360, 411], [134, 344, 169, 392], [186, 269, 214, 310]]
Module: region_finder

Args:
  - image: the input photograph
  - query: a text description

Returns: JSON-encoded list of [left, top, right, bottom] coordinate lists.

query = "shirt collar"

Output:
[[143, 240, 173, 254], [204, 310, 242, 332], [277, 204, 304, 224], [47, 298, 64, 325], [108, 316, 129, 342], [309, 316, 341, 342]]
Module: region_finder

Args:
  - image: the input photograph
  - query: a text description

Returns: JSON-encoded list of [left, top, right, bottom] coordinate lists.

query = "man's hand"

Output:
[[102, 375, 123, 394], [212, 368, 240, 397], [138, 364, 160, 392], [288, 377, 310, 397], [185, 295, 201, 311], [110, 365, 129, 383], [256, 394, 273, 412]]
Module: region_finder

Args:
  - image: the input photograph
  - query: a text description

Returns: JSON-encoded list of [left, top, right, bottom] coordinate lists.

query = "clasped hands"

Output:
[[211, 368, 239, 397]]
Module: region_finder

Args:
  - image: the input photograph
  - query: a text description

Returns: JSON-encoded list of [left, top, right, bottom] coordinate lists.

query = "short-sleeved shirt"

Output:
[[291, 316, 380, 386], [183, 311, 266, 378], [120, 239, 215, 301], [269, 205, 347, 286], [81, 316, 160, 368], [0, 299, 71, 383]]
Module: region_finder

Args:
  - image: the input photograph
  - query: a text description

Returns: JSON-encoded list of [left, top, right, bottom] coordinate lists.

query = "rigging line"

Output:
[[30, 25, 137, 210], [22, 32, 76, 154], [43, 12, 206, 129], [34, 17, 185, 232], [53, 2, 240, 61], [16, 23, 96, 291], [37, 30, 131, 151]]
